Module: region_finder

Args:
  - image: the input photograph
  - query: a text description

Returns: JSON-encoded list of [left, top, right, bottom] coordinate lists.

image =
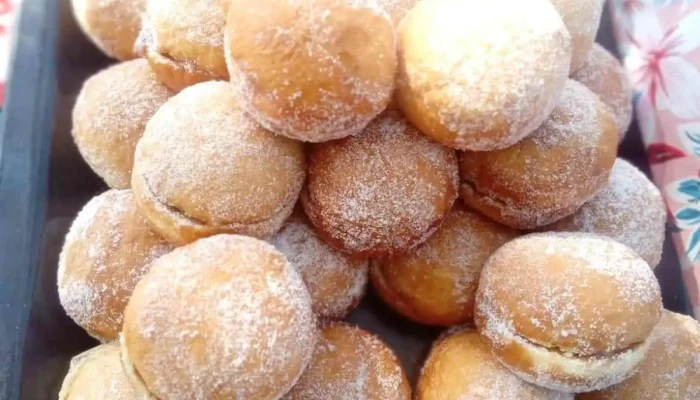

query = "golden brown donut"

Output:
[[271, 215, 369, 320], [58, 189, 173, 341], [131, 81, 305, 245], [417, 328, 574, 400], [396, 0, 571, 151], [72, 59, 173, 189], [550, 0, 605, 73], [543, 159, 666, 269], [137, 0, 229, 91], [572, 44, 633, 141], [59, 342, 152, 400], [121, 234, 316, 400], [71, 0, 144, 60], [371, 204, 518, 326], [302, 112, 458, 256], [475, 232, 663, 393], [224, 0, 396, 142], [377, 0, 422, 24], [578, 310, 700, 400], [460, 79, 618, 229], [284, 322, 411, 400]]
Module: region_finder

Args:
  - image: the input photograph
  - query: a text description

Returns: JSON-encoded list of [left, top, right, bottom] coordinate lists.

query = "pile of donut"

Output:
[[57, 0, 700, 399]]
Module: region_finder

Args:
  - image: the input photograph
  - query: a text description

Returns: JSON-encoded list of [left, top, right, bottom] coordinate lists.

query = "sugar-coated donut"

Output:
[[544, 159, 666, 268], [271, 215, 369, 319], [550, 0, 605, 73], [578, 310, 700, 400], [460, 80, 618, 229], [72, 59, 173, 189], [417, 328, 573, 400], [284, 322, 411, 400], [377, 0, 422, 23], [371, 204, 518, 326], [137, 0, 229, 91], [395, 0, 571, 151], [302, 112, 459, 256], [58, 189, 173, 342], [71, 0, 144, 60], [131, 81, 305, 245], [475, 232, 662, 393], [122, 234, 316, 400], [572, 44, 633, 141], [224, 0, 396, 142], [59, 342, 152, 400]]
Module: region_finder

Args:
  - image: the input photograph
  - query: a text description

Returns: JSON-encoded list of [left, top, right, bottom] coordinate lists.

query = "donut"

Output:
[[224, 0, 396, 142], [271, 215, 369, 319], [137, 0, 229, 91], [377, 0, 422, 24], [572, 44, 633, 141], [371, 204, 518, 326], [58, 189, 173, 341], [550, 0, 605, 73], [59, 342, 152, 400], [302, 112, 459, 256], [131, 81, 306, 245], [579, 310, 700, 400], [543, 159, 666, 268], [459, 79, 618, 229], [475, 232, 663, 393], [395, 0, 571, 151], [71, 0, 144, 60], [284, 322, 411, 400], [417, 328, 573, 400], [121, 234, 316, 400], [72, 59, 173, 189]]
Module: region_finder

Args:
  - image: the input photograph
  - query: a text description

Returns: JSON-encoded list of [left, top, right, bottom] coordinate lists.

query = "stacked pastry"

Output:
[[58, 0, 698, 399]]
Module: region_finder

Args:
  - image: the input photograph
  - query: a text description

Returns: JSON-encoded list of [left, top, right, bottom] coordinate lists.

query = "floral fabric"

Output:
[[610, 0, 700, 317]]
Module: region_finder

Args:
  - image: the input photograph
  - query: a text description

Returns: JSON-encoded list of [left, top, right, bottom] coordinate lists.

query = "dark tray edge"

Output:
[[0, 1, 60, 399]]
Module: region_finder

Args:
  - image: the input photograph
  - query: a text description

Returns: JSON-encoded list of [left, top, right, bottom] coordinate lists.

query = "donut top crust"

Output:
[[304, 112, 459, 255], [58, 189, 173, 341], [271, 216, 369, 318], [418, 329, 574, 400], [72, 0, 145, 60], [396, 0, 571, 150], [545, 159, 666, 268], [123, 235, 316, 400], [133, 82, 306, 227], [284, 322, 411, 400], [224, 0, 396, 142], [139, 0, 228, 78], [72, 59, 173, 189], [476, 232, 662, 357], [572, 44, 633, 139], [460, 80, 617, 217]]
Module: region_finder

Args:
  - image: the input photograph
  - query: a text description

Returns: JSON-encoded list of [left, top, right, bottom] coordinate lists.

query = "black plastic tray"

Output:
[[0, 1, 692, 399]]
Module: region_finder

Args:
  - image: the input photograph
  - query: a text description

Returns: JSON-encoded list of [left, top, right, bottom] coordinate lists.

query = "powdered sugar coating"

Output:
[[579, 311, 700, 400], [284, 323, 411, 400], [302, 112, 459, 256], [475, 232, 662, 392], [72, 59, 173, 189], [224, 0, 396, 142], [396, 0, 571, 150], [418, 329, 573, 400], [459, 80, 617, 229], [545, 159, 666, 268], [271, 216, 369, 319], [550, 0, 604, 72], [59, 342, 152, 400], [572, 43, 633, 141], [58, 189, 173, 341], [132, 81, 305, 229], [122, 234, 316, 400], [72, 0, 144, 60], [377, 0, 421, 23]]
